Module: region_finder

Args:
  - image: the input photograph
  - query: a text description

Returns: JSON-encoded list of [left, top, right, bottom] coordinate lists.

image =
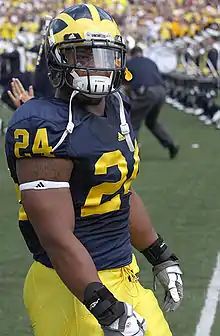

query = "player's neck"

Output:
[[55, 87, 75, 102], [55, 87, 106, 116], [86, 99, 105, 116]]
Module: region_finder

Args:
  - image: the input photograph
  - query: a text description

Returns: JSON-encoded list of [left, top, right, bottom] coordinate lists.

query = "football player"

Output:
[[5, 4, 183, 336]]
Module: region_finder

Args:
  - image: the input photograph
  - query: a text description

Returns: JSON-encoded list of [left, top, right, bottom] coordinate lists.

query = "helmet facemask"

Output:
[[48, 34, 126, 98]]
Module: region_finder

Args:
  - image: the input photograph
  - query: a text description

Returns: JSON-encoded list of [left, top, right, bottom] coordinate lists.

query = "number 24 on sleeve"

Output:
[[14, 128, 53, 158]]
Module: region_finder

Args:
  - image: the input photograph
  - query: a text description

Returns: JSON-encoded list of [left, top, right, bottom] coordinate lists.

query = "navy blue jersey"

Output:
[[5, 94, 139, 271]]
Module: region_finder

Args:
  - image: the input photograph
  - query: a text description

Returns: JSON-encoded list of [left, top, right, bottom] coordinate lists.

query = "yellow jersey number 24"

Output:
[[14, 128, 139, 218], [14, 128, 53, 158], [81, 142, 139, 217]]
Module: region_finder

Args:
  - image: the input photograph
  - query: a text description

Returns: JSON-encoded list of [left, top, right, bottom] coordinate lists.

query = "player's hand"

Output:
[[140, 234, 183, 313], [7, 78, 34, 108], [153, 261, 183, 312], [102, 303, 146, 335]]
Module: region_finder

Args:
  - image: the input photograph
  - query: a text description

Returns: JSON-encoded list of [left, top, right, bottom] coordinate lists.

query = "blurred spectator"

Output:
[[0, 0, 219, 110], [125, 46, 179, 159]]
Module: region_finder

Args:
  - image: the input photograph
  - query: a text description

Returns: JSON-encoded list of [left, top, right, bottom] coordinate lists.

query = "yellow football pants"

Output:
[[23, 255, 172, 336]]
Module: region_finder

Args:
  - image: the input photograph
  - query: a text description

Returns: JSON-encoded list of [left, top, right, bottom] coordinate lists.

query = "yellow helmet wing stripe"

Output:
[[53, 13, 76, 43], [53, 8, 120, 43], [53, 14, 94, 43], [56, 13, 76, 27], [85, 4, 101, 22]]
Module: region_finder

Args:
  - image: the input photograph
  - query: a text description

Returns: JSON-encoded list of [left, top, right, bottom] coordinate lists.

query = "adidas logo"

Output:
[[68, 33, 77, 39], [118, 132, 125, 141], [35, 182, 45, 188]]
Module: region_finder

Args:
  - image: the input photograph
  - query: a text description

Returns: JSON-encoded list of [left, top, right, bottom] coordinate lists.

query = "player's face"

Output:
[[60, 45, 122, 77], [65, 47, 95, 68]]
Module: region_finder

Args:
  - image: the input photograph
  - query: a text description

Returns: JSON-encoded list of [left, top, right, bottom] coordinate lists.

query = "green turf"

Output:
[[1, 103, 220, 335]]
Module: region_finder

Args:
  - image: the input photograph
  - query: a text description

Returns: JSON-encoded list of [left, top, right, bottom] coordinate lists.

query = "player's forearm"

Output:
[[45, 233, 101, 302], [21, 193, 126, 327], [129, 188, 158, 250]]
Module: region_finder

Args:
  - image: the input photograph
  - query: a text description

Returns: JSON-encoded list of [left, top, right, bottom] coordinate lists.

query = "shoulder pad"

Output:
[[6, 98, 69, 160], [107, 92, 131, 114]]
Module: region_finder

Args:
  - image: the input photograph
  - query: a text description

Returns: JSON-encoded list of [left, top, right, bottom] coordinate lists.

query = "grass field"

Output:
[[1, 103, 220, 335]]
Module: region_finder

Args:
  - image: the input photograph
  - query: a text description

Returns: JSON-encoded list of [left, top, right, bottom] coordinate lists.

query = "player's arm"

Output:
[[16, 157, 146, 334], [129, 187, 184, 312], [16, 156, 101, 302], [129, 187, 158, 249]]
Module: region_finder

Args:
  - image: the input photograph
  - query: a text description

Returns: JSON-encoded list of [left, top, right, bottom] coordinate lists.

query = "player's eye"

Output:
[[77, 53, 94, 67]]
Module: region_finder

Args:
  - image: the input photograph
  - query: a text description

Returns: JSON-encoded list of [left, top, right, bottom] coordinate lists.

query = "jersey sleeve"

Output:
[[5, 112, 69, 183], [5, 116, 68, 160], [5, 98, 71, 183]]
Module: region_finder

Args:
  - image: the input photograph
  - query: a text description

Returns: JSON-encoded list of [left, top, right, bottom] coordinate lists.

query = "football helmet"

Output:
[[45, 4, 129, 98], [45, 5, 134, 154]]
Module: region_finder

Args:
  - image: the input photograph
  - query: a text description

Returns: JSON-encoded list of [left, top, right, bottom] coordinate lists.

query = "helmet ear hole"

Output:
[[49, 69, 65, 88]]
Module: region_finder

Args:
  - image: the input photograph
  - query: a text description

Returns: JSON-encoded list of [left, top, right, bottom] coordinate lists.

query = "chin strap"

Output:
[[113, 92, 135, 152], [52, 90, 134, 153], [52, 90, 78, 152]]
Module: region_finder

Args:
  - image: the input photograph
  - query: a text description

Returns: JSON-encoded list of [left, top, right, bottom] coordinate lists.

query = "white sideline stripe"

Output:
[[194, 253, 220, 336]]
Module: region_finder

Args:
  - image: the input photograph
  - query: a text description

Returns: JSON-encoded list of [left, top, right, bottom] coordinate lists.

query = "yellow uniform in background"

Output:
[[74, 0, 128, 13], [0, 21, 17, 40], [160, 22, 173, 40], [172, 22, 180, 38], [179, 22, 188, 37]]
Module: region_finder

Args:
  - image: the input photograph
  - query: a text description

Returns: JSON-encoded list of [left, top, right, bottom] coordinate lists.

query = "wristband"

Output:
[[83, 282, 125, 326], [140, 235, 179, 266]]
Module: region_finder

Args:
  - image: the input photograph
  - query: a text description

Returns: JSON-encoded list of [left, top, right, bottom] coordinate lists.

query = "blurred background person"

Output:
[[125, 46, 180, 159]]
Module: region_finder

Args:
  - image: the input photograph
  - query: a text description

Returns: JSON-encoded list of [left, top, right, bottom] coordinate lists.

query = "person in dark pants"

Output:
[[125, 46, 179, 159]]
